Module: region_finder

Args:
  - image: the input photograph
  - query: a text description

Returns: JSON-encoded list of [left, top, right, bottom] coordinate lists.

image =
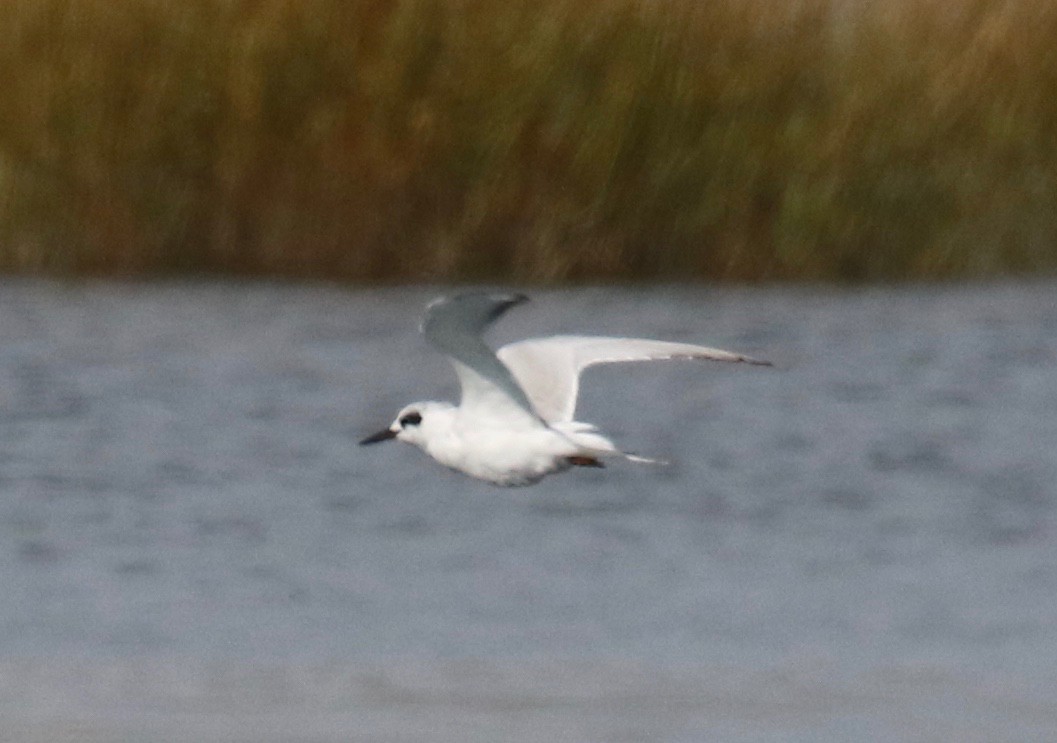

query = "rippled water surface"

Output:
[[1, 282, 1055, 741]]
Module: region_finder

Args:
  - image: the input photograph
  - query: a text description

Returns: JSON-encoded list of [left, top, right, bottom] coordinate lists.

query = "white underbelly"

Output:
[[427, 427, 578, 486]]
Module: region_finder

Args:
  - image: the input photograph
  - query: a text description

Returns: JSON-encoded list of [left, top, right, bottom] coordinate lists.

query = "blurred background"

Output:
[[2, 0, 1056, 283], [2, 2, 1057, 742]]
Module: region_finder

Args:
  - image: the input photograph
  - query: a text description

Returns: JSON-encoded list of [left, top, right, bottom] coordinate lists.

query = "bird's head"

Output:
[[359, 401, 453, 449]]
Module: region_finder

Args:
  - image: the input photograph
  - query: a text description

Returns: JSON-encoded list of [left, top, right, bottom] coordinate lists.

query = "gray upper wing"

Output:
[[420, 292, 540, 419], [497, 335, 771, 423]]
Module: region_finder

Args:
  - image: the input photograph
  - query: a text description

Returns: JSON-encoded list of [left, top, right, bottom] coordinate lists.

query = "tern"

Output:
[[360, 292, 770, 486]]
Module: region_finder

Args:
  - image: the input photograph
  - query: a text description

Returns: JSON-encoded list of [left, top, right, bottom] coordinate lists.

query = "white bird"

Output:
[[360, 292, 770, 486]]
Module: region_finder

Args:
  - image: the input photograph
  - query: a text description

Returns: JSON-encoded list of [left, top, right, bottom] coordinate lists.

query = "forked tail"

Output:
[[622, 452, 670, 466], [554, 421, 670, 467]]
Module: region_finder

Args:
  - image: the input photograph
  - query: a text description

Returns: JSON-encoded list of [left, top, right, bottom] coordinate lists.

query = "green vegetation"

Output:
[[1, 0, 1055, 282]]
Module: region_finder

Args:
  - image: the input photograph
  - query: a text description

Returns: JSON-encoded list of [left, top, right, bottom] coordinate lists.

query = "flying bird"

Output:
[[361, 292, 770, 486]]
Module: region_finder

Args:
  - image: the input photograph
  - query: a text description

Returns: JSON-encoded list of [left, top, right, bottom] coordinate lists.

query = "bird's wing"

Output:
[[497, 335, 771, 423], [421, 292, 542, 425]]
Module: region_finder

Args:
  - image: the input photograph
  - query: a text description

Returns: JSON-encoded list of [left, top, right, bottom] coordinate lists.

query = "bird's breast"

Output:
[[425, 425, 577, 486]]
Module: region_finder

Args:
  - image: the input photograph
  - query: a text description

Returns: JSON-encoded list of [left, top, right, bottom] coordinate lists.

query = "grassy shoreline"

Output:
[[1, 0, 1055, 282]]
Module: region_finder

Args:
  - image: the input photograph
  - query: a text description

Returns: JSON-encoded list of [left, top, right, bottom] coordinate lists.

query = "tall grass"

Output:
[[1, 0, 1055, 282]]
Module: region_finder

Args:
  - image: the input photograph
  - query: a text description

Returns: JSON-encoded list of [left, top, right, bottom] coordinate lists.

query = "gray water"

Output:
[[1, 281, 1055, 742]]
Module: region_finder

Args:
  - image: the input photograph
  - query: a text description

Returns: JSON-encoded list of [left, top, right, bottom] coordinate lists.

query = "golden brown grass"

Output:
[[1, 0, 1055, 282]]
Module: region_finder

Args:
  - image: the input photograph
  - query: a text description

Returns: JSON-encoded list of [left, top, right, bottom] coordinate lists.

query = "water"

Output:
[[0, 281, 1054, 741]]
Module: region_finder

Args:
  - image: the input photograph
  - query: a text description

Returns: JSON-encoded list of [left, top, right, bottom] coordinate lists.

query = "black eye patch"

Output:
[[399, 412, 422, 427]]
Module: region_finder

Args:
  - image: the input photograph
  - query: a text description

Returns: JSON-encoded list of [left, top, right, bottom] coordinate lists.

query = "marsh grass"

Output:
[[1, 0, 1055, 282]]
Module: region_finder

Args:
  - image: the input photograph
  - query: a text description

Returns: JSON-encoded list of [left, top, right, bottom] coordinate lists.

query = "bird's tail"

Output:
[[553, 421, 670, 467], [622, 452, 670, 466]]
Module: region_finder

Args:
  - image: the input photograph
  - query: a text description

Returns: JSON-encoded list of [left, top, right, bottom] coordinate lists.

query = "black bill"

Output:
[[359, 427, 397, 445]]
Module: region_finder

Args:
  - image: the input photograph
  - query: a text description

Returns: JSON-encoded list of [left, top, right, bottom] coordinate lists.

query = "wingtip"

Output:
[[484, 291, 530, 323], [421, 291, 529, 334], [500, 291, 530, 308], [426, 290, 529, 308]]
